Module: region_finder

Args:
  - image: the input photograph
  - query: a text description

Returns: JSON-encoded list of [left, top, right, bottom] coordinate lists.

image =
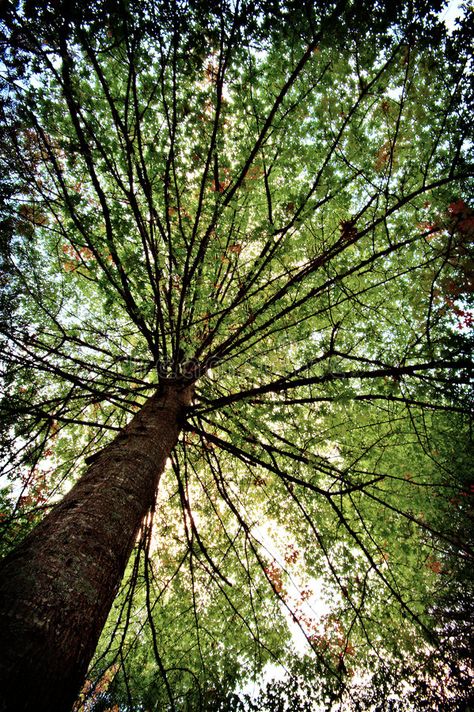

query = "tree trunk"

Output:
[[0, 379, 193, 712]]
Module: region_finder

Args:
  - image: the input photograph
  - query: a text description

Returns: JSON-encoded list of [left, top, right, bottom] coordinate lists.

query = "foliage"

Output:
[[0, 0, 473, 708]]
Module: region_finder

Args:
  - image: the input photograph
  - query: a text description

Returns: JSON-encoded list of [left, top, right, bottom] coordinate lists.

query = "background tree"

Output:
[[0, 0, 472, 710]]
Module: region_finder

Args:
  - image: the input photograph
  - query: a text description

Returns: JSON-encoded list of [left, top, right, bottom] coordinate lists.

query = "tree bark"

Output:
[[0, 379, 193, 712]]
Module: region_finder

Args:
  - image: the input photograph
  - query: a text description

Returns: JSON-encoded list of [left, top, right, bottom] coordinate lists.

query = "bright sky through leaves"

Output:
[[0, 0, 473, 709]]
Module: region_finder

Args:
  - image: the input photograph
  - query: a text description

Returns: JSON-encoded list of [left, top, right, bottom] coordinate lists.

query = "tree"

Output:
[[0, 0, 472, 709]]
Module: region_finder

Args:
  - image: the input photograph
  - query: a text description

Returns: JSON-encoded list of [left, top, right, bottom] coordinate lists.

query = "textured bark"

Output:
[[0, 380, 193, 712]]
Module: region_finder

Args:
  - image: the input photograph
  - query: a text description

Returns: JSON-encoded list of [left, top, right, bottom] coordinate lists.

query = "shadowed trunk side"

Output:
[[0, 380, 194, 712]]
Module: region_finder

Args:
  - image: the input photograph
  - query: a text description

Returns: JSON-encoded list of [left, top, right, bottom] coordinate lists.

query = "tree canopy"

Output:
[[0, 0, 473, 709]]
